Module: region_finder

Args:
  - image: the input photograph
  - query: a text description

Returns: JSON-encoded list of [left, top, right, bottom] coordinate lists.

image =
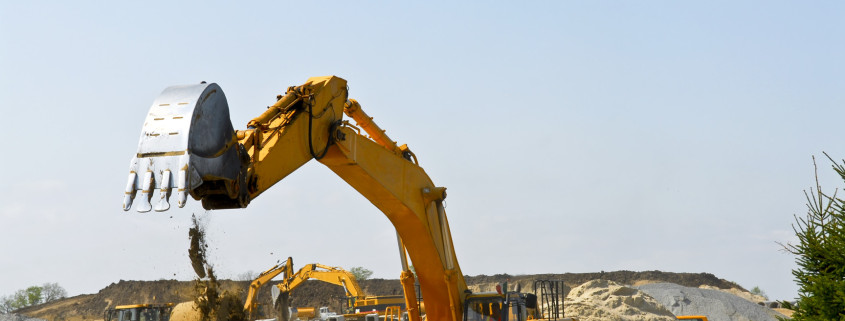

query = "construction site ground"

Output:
[[10, 270, 788, 321]]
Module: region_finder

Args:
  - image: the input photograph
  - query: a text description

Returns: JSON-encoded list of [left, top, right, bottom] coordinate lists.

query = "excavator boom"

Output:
[[282, 263, 364, 298], [123, 76, 466, 321]]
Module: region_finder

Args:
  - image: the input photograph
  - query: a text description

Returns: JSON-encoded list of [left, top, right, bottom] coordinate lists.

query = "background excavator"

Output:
[[122, 76, 571, 321], [244, 257, 406, 321]]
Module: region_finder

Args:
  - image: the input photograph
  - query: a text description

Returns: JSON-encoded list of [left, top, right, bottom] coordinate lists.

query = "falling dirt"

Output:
[[188, 214, 246, 321], [188, 215, 208, 279], [216, 291, 246, 321]]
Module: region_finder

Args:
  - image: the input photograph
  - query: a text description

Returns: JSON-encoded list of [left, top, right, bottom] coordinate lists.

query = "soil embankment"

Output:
[[15, 271, 744, 321]]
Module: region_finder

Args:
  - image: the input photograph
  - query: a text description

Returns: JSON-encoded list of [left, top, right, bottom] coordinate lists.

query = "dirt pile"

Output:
[[464, 270, 744, 297], [563, 280, 676, 321]]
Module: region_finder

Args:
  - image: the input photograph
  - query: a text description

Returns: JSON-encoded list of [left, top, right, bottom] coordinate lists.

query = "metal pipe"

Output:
[[344, 99, 402, 154], [397, 231, 409, 271], [437, 200, 454, 270], [247, 89, 300, 129]]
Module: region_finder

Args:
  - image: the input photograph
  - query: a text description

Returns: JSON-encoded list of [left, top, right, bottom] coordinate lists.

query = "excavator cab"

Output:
[[104, 304, 174, 321], [464, 291, 533, 321], [505, 293, 528, 321], [464, 293, 524, 321]]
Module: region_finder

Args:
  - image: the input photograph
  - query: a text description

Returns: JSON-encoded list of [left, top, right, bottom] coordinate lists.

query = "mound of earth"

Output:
[[464, 270, 744, 298], [636, 283, 787, 321], [13, 271, 750, 321], [14, 280, 247, 321], [563, 280, 676, 321]]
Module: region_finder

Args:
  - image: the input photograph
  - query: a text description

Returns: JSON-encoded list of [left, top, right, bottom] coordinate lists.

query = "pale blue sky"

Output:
[[2, 1, 844, 302]]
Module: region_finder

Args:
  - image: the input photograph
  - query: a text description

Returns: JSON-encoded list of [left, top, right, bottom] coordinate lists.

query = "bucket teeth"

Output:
[[123, 172, 137, 211], [123, 82, 243, 212], [155, 170, 172, 212], [137, 171, 154, 213], [177, 169, 187, 208]]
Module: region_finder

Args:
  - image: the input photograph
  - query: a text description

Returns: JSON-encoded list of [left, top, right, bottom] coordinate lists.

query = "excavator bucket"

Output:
[[123, 82, 248, 212]]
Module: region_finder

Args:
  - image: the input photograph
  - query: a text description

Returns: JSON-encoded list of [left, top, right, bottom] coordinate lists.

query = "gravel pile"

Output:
[[0, 313, 47, 321], [636, 283, 786, 321], [698, 285, 767, 303]]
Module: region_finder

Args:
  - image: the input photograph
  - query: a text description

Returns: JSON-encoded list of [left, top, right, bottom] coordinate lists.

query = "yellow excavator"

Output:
[[244, 257, 404, 320], [273, 261, 364, 314], [243, 257, 294, 320], [122, 76, 571, 321]]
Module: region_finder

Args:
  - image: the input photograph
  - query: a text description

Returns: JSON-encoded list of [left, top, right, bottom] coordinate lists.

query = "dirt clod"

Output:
[[188, 215, 208, 279]]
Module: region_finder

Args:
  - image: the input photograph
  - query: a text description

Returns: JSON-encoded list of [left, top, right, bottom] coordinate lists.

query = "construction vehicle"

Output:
[[122, 76, 575, 321], [277, 262, 364, 315], [244, 256, 405, 320], [104, 304, 175, 321], [243, 256, 294, 320]]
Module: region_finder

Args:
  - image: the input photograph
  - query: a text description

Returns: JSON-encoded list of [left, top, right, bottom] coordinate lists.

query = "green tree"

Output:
[[783, 154, 845, 320], [349, 267, 373, 281], [10, 288, 31, 310], [750, 286, 769, 300], [25, 286, 42, 306], [1, 288, 32, 313], [0, 283, 65, 313]]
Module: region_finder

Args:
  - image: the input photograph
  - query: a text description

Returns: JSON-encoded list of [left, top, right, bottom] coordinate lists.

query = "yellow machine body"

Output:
[[123, 76, 527, 321]]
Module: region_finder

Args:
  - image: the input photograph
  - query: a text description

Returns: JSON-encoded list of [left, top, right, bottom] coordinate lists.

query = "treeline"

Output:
[[0, 283, 67, 313]]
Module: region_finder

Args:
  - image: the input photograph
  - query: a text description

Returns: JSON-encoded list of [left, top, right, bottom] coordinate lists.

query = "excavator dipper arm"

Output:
[[123, 76, 467, 321], [244, 257, 294, 320]]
